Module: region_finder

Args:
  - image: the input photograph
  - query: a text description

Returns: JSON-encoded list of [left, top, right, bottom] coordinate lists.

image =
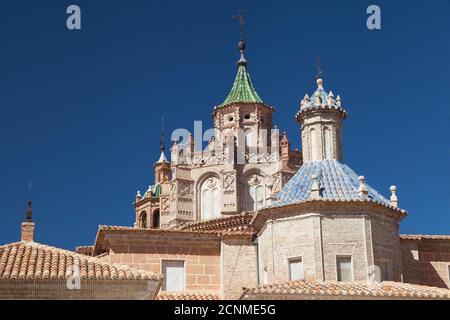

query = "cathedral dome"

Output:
[[268, 159, 392, 208]]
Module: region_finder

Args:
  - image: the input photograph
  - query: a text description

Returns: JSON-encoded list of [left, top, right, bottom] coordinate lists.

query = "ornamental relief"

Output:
[[222, 172, 235, 190], [271, 173, 282, 194], [178, 181, 193, 197], [248, 174, 263, 186], [161, 196, 170, 214]]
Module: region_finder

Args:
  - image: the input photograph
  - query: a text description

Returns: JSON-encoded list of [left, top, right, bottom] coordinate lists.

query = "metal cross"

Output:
[[233, 4, 245, 39], [160, 117, 165, 152], [26, 181, 34, 199], [314, 57, 324, 79]]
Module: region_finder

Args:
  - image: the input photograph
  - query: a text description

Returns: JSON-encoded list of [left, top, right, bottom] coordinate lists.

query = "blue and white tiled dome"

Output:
[[268, 160, 390, 208]]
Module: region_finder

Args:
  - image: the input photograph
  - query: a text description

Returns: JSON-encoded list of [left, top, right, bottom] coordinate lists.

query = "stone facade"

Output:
[[401, 236, 450, 289]]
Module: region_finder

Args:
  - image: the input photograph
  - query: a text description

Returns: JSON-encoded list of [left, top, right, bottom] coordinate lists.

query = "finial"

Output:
[[234, 4, 247, 66], [25, 182, 34, 222], [25, 200, 32, 222], [310, 174, 321, 199], [358, 176, 368, 199], [136, 190, 142, 199], [390, 185, 398, 207], [336, 95, 341, 107], [316, 78, 324, 89]]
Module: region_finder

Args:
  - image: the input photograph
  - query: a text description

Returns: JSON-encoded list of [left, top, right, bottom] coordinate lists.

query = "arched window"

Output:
[[200, 177, 221, 220], [310, 128, 318, 161], [152, 209, 160, 228], [139, 211, 147, 229], [246, 175, 266, 212]]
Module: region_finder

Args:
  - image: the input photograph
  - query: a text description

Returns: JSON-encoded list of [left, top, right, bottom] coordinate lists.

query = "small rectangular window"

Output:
[[288, 257, 304, 281], [336, 256, 353, 282], [162, 260, 184, 292]]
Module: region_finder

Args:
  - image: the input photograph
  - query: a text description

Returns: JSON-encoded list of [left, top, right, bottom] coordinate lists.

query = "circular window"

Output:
[[244, 114, 250, 120], [228, 116, 234, 122]]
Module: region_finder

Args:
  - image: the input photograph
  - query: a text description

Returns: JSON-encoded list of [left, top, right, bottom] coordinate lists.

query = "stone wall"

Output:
[[257, 210, 402, 283], [221, 237, 257, 299], [401, 238, 450, 288]]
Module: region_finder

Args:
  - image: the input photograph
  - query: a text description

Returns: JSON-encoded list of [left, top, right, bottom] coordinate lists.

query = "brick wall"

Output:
[[106, 233, 221, 294], [401, 238, 450, 288]]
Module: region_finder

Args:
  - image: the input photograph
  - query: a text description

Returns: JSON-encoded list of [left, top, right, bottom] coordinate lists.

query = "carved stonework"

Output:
[[271, 173, 282, 194], [248, 174, 262, 186], [178, 181, 193, 197], [161, 196, 170, 215], [223, 172, 235, 190], [170, 182, 177, 201]]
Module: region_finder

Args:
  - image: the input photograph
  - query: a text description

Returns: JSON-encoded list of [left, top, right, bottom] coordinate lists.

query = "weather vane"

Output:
[[26, 181, 34, 200], [314, 57, 324, 79], [233, 2, 245, 40]]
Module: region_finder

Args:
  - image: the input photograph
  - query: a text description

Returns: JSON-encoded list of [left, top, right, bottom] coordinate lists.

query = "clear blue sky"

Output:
[[0, 0, 449, 250]]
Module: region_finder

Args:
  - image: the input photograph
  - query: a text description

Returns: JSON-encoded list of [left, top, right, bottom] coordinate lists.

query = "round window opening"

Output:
[[228, 116, 234, 122], [244, 114, 250, 120]]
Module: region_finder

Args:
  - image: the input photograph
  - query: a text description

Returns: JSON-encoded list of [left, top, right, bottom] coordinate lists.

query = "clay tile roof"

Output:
[[157, 292, 220, 300], [241, 281, 450, 300], [178, 213, 254, 233], [0, 241, 162, 281], [400, 234, 450, 241]]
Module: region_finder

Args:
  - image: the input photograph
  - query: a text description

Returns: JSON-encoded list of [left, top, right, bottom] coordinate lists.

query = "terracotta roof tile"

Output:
[[0, 241, 162, 281], [157, 292, 220, 300], [178, 213, 254, 233], [400, 234, 450, 241], [241, 281, 450, 300]]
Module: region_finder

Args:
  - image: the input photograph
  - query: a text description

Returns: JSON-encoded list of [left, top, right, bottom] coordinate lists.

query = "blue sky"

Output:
[[0, 0, 449, 250]]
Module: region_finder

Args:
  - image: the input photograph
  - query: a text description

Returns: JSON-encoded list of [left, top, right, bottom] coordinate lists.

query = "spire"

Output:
[[234, 6, 247, 66], [156, 117, 168, 163], [218, 8, 263, 108]]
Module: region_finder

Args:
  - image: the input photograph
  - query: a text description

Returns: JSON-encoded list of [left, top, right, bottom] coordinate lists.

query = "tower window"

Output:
[[152, 209, 160, 228], [244, 114, 250, 120], [336, 256, 353, 282], [139, 211, 147, 229]]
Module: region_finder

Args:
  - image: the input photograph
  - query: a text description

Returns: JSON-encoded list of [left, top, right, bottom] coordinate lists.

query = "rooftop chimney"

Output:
[[21, 200, 35, 242]]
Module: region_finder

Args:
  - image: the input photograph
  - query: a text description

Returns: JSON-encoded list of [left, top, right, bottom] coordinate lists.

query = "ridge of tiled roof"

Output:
[[267, 159, 405, 213], [241, 280, 450, 300], [178, 213, 254, 232], [157, 291, 220, 300], [98, 225, 219, 234], [0, 241, 162, 281], [400, 234, 450, 240]]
